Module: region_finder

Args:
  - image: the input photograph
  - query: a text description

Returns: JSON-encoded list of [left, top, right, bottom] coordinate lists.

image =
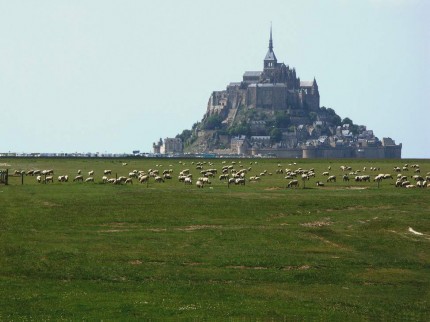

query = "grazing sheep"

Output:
[[73, 175, 84, 182], [316, 181, 325, 187], [196, 180, 204, 188], [184, 177, 192, 185], [342, 175, 349, 182], [219, 174, 229, 181], [125, 178, 133, 184], [154, 176, 165, 183], [88, 170, 94, 176], [235, 178, 245, 185], [401, 181, 411, 187], [327, 175, 336, 183], [104, 170, 112, 175], [77, 169, 81, 175], [44, 176, 54, 183], [58, 175, 68, 182], [322, 172, 330, 176], [287, 180, 299, 188], [102, 176, 109, 183], [36, 175, 42, 183], [85, 177, 94, 183]]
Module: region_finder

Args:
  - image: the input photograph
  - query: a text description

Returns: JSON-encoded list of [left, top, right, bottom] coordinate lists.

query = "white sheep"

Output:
[[327, 175, 336, 183], [73, 175, 84, 182], [44, 176, 54, 183], [85, 177, 94, 183], [287, 180, 299, 188]]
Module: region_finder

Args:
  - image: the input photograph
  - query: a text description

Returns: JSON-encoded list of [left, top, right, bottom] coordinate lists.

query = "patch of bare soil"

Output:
[[99, 229, 130, 233], [301, 218, 332, 227], [226, 265, 268, 270], [41, 201, 61, 207], [282, 265, 311, 271], [175, 225, 223, 231], [264, 187, 282, 191], [129, 260, 142, 265], [145, 228, 167, 232]]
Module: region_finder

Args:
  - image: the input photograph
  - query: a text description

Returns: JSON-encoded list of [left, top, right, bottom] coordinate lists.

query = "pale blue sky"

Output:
[[0, 0, 429, 157]]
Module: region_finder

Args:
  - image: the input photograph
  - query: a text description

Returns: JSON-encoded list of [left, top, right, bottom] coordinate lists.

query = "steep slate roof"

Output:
[[300, 80, 313, 87], [243, 71, 262, 77], [264, 50, 277, 61]]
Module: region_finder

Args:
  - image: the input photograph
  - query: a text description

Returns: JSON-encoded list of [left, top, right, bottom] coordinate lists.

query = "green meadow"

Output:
[[0, 158, 429, 320]]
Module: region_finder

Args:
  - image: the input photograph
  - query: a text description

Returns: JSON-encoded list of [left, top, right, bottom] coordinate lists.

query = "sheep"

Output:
[[44, 176, 54, 183], [235, 178, 245, 185], [196, 180, 204, 188], [201, 177, 211, 184], [219, 174, 229, 181], [228, 178, 236, 185], [316, 181, 325, 187], [355, 175, 370, 182], [322, 172, 330, 176], [102, 176, 109, 183], [122, 162, 128, 166], [117, 176, 128, 183], [184, 177, 192, 185], [342, 175, 349, 182], [163, 173, 172, 180], [36, 175, 42, 183], [88, 170, 94, 176], [374, 174, 384, 182], [327, 175, 336, 183], [383, 174, 393, 179], [77, 169, 81, 175], [73, 175, 84, 182], [58, 175, 68, 182], [412, 175, 424, 182], [85, 177, 94, 183], [125, 178, 133, 184], [154, 176, 165, 183], [287, 180, 299, 188], [401, 181, 411, 187], [129, 172, 138, 178], [104, 170, 112, 175]]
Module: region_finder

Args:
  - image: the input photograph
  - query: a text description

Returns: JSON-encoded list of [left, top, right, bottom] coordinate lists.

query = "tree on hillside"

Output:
[[342, 117, 354, 126], [203, 114, 223, 130], [270, 128, 282, 143]]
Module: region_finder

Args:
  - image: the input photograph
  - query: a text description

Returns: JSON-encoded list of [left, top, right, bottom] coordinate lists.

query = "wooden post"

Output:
[[5, 169, 8, 185], [21, 172, 24, 185]]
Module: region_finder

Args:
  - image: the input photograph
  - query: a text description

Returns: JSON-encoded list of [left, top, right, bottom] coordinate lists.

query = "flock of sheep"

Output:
[[12, 161, 430, 189]]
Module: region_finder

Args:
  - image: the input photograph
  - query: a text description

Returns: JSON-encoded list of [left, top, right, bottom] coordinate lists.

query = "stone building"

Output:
[[153, 138, 183, 155]]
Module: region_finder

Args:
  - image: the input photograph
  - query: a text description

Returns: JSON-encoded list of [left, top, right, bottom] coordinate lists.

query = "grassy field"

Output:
[[0, 157, 429, 320]]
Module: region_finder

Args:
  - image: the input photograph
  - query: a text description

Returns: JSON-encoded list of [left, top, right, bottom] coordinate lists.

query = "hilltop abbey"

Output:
[[157, 28, 402, 158]]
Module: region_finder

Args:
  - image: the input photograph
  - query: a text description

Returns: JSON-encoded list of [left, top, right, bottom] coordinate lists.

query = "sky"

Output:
[[0, 0, 429, 158]]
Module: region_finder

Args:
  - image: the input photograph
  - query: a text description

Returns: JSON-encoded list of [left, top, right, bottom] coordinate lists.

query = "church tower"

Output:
[[264, 26, 277, 70]]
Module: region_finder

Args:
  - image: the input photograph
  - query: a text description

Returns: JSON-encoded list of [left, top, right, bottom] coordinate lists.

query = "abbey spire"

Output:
[[264, 25, 277, 69]]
